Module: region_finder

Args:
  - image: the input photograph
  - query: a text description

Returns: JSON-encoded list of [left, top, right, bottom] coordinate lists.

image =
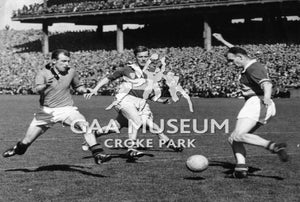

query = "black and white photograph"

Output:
[[0, 0, 299, 201]]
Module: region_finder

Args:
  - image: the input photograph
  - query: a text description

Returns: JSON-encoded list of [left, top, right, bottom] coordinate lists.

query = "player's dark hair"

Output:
[[51, 49, 70, 60], [134, 46, 149, 56], [227, 47, 248, 57]]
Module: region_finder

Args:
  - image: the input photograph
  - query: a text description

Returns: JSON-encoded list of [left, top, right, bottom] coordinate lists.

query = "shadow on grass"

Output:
[[209, 160, 284, 180], [109, 147, 179, 153], [5, 164, 106, 178], [183, 176, 205, 181], [83, 152, 155, 163]]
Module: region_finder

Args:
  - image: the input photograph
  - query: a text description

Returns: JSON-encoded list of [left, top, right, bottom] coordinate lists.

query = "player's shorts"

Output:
[[237, 96, 276, 124], [30, 106, 86, 128], [114, 95, 153, 128]]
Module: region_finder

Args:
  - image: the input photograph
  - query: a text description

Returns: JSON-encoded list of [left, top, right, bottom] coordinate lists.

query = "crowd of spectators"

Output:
[[13, 0, 266, 17], [0, 29, 299, 97]]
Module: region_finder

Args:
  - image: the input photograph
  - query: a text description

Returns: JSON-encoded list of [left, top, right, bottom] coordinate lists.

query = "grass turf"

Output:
[[0, 95, 299, 202]]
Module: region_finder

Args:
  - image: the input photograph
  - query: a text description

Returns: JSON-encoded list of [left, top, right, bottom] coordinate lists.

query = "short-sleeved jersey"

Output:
[[107, 65, 149, 99], [35, 67, 82, 108], [240, 62, 271, 96]]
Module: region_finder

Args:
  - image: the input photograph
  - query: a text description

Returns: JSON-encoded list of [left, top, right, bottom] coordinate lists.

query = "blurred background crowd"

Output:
[[13, 0, 245, 17], [1, 29, 299, 97]]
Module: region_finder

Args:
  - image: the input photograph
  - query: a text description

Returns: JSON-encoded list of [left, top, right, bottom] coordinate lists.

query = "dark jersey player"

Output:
[[3, 49, 111, 164], [213, 33, 288, 178]]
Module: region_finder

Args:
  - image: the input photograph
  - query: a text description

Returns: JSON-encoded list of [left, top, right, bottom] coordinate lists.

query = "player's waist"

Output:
[[40, 94, 74, 108], [244, 94, 265, 101], [128, 89, 147, 99], [39, 105, 77, 113]]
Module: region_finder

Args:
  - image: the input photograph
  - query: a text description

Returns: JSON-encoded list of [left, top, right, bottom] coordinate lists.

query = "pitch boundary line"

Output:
[[0, 152, 298, 171]]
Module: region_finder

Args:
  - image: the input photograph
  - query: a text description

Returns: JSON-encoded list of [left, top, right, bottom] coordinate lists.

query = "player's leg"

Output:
[[177, 86, 194, 112], [233, 97, 288, 162], [228, 118, 257, 178], [119, 102, 145, 159], [94, 118, 123, 137], [64, 111, 111, 164], [3, 120, 48, 157], [144, 117, 183, 152], [231, 118, 271, 148], [229, 117, 288, 178], [81, 115, 124, 151]]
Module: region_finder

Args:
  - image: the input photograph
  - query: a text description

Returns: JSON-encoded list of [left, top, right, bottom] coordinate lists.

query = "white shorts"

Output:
[[31, 106, 86, 127], [237, 96, 276, 124], [115, 95, 153, 128]]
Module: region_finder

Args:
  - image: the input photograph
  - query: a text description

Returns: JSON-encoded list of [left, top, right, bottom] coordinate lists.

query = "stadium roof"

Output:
[[12, 0, 300, 25]]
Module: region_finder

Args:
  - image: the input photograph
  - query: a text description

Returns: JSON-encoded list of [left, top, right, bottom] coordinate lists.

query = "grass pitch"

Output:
[[0, 95, 299, 202]]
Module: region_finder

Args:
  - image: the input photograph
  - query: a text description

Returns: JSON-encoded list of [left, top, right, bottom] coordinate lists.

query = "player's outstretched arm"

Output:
[[84, 77, 110, 99], [212, 33, 234, 48]]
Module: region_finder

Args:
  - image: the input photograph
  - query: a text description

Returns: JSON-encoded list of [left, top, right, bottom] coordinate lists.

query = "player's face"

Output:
[[54, 53, 70, 73], [227, 53, 243, 67], [136, 51, 149, 68]]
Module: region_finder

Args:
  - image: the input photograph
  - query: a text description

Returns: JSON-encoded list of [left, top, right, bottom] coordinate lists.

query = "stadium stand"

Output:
[[0, 29, 299, 96], [13, 0, 298, 17]]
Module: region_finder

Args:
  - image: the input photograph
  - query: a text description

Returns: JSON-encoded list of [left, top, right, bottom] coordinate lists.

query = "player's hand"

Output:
[[212, 33, 224, 41], [46, 77, 55, 85], [84, 88, 98, 99], [263, 98, 272, 106]]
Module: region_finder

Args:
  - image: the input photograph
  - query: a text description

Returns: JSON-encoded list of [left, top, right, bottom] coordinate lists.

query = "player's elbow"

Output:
[[35, 85, 45, 94], [261, 81, 272, 90]]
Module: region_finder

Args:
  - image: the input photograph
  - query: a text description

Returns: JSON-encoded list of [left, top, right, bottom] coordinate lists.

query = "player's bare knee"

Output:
[[232, 133, 246, 142], [230, 130, 244, 142]]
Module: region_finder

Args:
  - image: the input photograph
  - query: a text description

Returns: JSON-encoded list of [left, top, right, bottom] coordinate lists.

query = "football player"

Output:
[[213, 33, 289, 178], [84, 46, 183, 160], [3, 49, 111, 164]]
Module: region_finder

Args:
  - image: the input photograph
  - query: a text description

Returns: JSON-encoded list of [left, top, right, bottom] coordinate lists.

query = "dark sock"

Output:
[[266, 141, 275, 151], [15, 141, 30, 155], [90, 144, 103, 156]]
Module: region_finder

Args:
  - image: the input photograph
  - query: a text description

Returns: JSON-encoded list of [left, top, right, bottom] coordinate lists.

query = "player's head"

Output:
[[226, 47, 250, 68], [51, 49, 70, 73], [134, 46, 149, 68]]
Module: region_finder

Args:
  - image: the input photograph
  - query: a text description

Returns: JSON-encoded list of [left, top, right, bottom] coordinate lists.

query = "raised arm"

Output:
[[213, 33, 234, 48]]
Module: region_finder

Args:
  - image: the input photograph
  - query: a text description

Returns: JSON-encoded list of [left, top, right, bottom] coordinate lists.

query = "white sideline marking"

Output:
[[0, 152, 298, 171]]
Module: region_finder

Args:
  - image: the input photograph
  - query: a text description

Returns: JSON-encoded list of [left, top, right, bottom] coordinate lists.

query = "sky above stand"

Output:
[[0, 0, 142, 32], [0, 0, 298, 31]]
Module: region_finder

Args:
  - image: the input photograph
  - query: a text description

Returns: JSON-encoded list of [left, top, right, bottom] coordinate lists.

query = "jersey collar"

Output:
[[129, 64, 144, 78], [242, 59, 257, 73]]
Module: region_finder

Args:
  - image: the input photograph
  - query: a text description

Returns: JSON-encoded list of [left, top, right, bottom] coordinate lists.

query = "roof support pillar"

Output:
[[116, 21, 124, 53], [203, 18, 212, 51], [42, 22, 49, 55]]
